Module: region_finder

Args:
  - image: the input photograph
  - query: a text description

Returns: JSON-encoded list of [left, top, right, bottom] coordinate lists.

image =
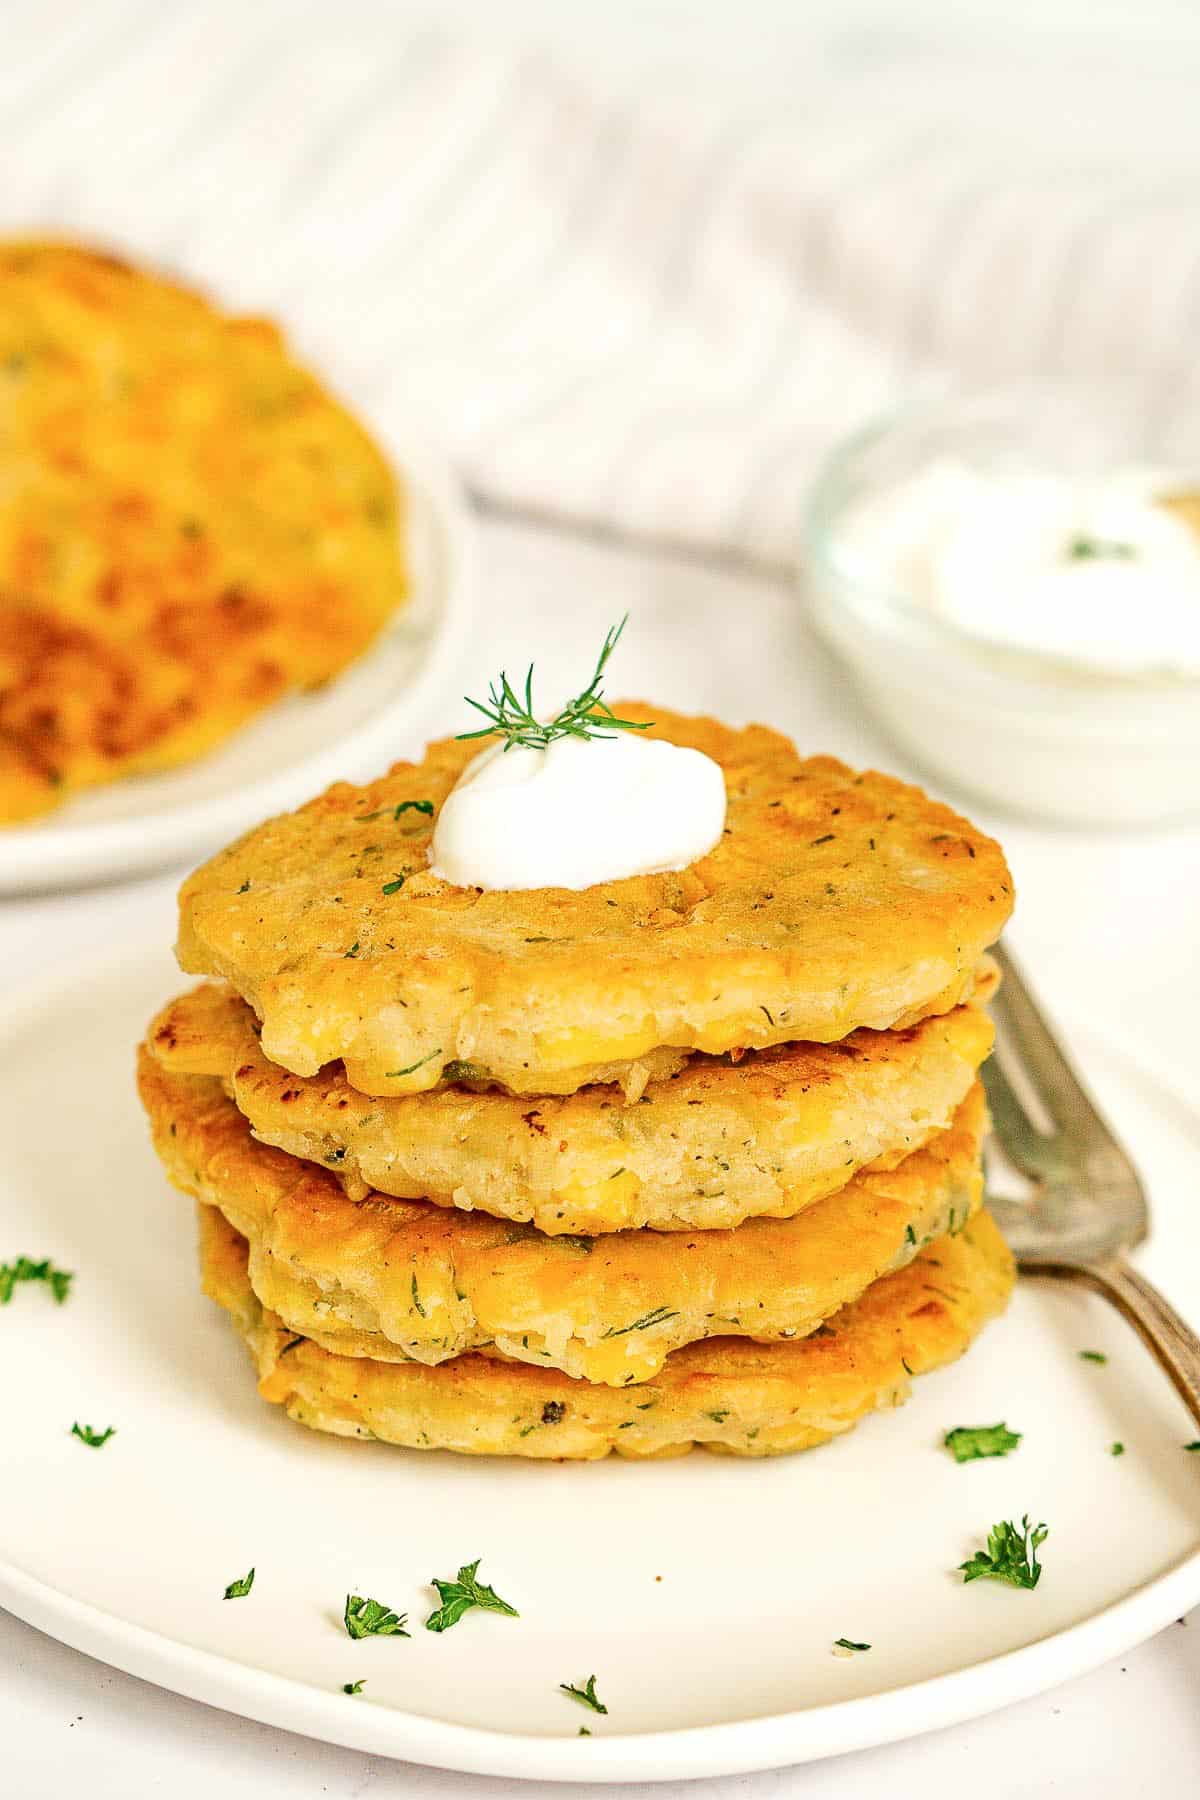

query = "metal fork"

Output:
[[982, 942, 1200, 1429]]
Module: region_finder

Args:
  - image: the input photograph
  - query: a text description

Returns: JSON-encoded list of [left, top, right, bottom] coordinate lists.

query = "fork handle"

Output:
[[1032, 1257, 1200, 1430]]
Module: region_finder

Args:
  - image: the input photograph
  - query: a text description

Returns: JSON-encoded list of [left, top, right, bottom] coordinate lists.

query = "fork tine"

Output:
[[990, 943, 1128, 1156], [982, 943, 1149, 1262], [980, 1047, 1063, 1182]]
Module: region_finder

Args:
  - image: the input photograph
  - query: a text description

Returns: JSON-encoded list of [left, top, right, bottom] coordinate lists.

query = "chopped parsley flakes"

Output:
[[357, 799, 434, 822], [1066, 535, 1136, 561], [424, 1559, 518, 1633], [1079, 1350, 1108, 1365], [559, 1674, 607, 1714], [343, 1679, 366, 1695], [833, 1638, 871, 1653], [344, 1594, 409, 1639], [71, 1422, 115, 1449], [384, 1049, 441, 1078], [223, 1568, 255, 1600], [600, 1305, 679, 1340], [943, 1422, 1022, 1464], [959, 1515, 1048, 1590], [443, 1059, 488, 1082], [0, 1255, 73, 1305]]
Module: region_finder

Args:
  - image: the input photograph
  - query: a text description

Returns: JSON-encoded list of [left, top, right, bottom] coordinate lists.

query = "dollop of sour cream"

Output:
[[430, 730, 727, 891], [841, 460, 1200, 676]]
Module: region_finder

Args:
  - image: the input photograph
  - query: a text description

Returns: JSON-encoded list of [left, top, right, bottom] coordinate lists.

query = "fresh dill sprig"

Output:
[[456, 617, 651, 753], [959, 1515, 1048, 1590]]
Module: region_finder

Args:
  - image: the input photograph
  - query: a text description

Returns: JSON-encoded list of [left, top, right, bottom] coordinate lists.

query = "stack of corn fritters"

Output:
[[138, 707, 1016, 1460]]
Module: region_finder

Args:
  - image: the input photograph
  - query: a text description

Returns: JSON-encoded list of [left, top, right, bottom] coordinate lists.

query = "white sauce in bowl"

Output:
[[840, 460, 1200, 677]]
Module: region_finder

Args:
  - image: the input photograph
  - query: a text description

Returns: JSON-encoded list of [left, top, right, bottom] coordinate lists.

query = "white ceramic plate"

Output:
[[2, 944, 1199, 1785], [0, 431, 471, 896]]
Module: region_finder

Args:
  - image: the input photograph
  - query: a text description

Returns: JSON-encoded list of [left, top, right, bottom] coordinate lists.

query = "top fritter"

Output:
[[0, 240, 407, 824], [176, 706, 1013, 1097]]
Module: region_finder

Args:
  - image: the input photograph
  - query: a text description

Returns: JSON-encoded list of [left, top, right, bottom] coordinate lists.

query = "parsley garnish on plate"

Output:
[[343, 1679, 366, 1695], [0, 1256, 73, 1305], [559, 1674, 607, 1714], [833, 1638, 871, 1653], [1185, 1442, 1200, 1453], [1110, 1442, 1125, 1457], [344, 1595, 409, 1640], [223, 1568, 255, 1600], [71, 1422, 115, 1449], [424, 1559, 518, 1633], [1079, 1350, 1107, 1365], [1066, 535, 1136, 562], [457, 616, 652, 752], [959, 1516, 1048, 1590], [943, 1422, 1022, 1464]]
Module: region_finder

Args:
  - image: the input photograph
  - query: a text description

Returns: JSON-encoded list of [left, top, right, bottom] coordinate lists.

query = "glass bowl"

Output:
[[801, 384, 1200, 828]]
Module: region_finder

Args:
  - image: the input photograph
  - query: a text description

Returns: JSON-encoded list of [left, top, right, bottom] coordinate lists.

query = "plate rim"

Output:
[[0, 428, 472, 895], [3, 1546, 1199, 1783], [1, 942, 1199, 1782]]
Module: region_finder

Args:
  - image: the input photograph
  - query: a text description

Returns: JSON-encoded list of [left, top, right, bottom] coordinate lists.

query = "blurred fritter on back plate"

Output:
[[0, 240, 407, 825]]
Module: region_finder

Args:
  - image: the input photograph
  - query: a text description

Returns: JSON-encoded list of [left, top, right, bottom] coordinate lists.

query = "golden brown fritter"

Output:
[[199, 1202, 1014, 1458], [1160, 490, 1200, 536], [176, 708, 1013, 1096], [147, 980, 993, 1233], [140, 1043, 988, 1384], [0, 240, 406, 824]]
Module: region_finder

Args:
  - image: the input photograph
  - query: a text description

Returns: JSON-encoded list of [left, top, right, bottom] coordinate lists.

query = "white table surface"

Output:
[[3, 510, 1200, 1795]]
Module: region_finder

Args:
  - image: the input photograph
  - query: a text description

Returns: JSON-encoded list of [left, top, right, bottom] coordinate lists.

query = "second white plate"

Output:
[[0, 427, 471, 896], [1, 944, 1199, 1783]]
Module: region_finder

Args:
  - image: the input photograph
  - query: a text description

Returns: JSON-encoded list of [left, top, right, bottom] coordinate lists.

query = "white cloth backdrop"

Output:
[[6, 0, 1199, 567]]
